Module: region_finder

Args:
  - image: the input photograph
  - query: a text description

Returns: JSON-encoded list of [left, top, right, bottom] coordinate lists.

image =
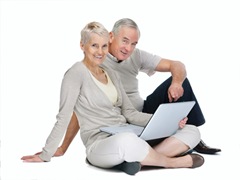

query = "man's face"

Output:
[[109, 26, 139, 61]]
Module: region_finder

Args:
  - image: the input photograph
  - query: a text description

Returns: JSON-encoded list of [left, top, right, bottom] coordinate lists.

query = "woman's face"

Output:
[[81, 33, 109, 66]]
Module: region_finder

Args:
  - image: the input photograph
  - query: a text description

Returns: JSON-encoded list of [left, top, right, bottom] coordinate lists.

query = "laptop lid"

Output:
[[100, 101, 196, 140], [139, 101, 196, 140]]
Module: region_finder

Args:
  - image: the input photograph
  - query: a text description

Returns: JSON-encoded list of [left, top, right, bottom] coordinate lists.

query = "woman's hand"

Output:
[[34, 147, 65, 157], [178, 117, 188, 129], [21, 154, 44, 162], [21, 146, 65, 162]]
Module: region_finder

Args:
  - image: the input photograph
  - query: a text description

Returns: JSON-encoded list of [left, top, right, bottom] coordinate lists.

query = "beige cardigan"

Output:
[[39, 61, 152, 162]]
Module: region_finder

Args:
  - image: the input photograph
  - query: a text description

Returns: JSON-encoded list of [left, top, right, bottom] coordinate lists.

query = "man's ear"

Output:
[[109, 32, 114, 43]]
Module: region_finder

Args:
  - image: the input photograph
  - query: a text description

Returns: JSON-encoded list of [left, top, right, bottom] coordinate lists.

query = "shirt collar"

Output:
[[107, 53, 120, 63]]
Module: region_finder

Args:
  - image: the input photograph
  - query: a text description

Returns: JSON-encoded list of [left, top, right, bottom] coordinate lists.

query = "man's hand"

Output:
[[168, 82, 184, 102], [51, 147, 65, 157]]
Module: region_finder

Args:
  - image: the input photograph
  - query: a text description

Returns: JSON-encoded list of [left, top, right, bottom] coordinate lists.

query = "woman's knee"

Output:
[[114, 132, 138, 144], [186, 124, 201, 141], [113, 132, 149, 162], [173, 125, 201, 149], [185, 125, 201, 148]]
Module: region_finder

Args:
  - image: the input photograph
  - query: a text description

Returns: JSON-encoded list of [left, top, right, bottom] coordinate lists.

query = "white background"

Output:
[[1, 0, 240, 179]]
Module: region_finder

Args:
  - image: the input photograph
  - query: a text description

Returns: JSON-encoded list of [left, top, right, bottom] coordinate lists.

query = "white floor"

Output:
[[1, 1, 240, 179], [1, 126, 240, 180]]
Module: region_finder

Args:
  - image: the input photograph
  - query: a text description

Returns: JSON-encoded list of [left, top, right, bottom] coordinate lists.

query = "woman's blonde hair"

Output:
[[81, 22, 109, 45]]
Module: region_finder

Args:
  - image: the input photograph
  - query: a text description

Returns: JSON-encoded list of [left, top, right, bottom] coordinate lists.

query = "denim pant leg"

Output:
[[142, 76, 205, 126]]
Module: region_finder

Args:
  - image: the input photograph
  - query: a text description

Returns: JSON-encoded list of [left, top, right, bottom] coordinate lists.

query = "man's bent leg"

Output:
[[143, 77, 205, 126], [142, 76, 221, 154]]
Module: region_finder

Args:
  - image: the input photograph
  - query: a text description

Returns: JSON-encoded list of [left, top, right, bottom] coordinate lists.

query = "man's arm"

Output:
[[155, 58, 187, 102], [59, 112, 80, 155], [22, 112, 80, 160]]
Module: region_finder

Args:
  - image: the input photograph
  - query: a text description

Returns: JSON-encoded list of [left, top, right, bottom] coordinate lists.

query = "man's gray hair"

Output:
[[112, 18, 140, 37]]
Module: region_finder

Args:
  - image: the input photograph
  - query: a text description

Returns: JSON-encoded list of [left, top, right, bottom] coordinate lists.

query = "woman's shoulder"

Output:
[[64, 61, 85, 75], [102, 65, 119, 80], [71, 61, 85, 70]]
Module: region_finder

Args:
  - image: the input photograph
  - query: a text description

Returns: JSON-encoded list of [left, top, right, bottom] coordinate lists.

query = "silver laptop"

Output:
[[100, 101, 196, 140]]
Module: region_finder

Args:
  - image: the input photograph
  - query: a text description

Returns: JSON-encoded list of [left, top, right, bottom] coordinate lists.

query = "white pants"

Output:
[[87, 124, 200, 168]]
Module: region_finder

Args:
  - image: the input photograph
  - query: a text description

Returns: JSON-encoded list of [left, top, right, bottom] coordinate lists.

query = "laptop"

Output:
[[100, 101, 196, 140]]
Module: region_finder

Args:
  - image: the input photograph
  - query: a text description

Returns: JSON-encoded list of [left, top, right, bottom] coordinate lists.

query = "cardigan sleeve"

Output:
[[39, 62, 83, 161], [117, 73, 152, 127]]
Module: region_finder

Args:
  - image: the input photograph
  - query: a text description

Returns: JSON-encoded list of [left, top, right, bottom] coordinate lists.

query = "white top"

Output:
[[89, 70, 118, 105]]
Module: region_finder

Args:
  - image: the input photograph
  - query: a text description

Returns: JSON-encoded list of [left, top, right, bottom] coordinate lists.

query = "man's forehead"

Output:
[[118, 27, 139, 41]]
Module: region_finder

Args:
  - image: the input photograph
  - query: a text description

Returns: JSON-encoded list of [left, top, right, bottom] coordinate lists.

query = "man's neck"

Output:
[[107, 53, 123, 63]]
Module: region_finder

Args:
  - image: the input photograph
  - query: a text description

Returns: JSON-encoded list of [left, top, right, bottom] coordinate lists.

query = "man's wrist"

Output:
[[59, 146, 66, 155]]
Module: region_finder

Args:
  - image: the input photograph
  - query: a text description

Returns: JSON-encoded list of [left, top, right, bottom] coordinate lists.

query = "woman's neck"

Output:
[[83, 59, 103, 75], [83, 59, 108, 84]]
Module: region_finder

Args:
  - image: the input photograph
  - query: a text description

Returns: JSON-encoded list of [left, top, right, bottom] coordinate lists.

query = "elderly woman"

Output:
[[21, 21, 204, 175]]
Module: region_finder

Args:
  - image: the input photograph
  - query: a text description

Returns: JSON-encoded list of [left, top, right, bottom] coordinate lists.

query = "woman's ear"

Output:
[[80, 41, 84, 50]]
